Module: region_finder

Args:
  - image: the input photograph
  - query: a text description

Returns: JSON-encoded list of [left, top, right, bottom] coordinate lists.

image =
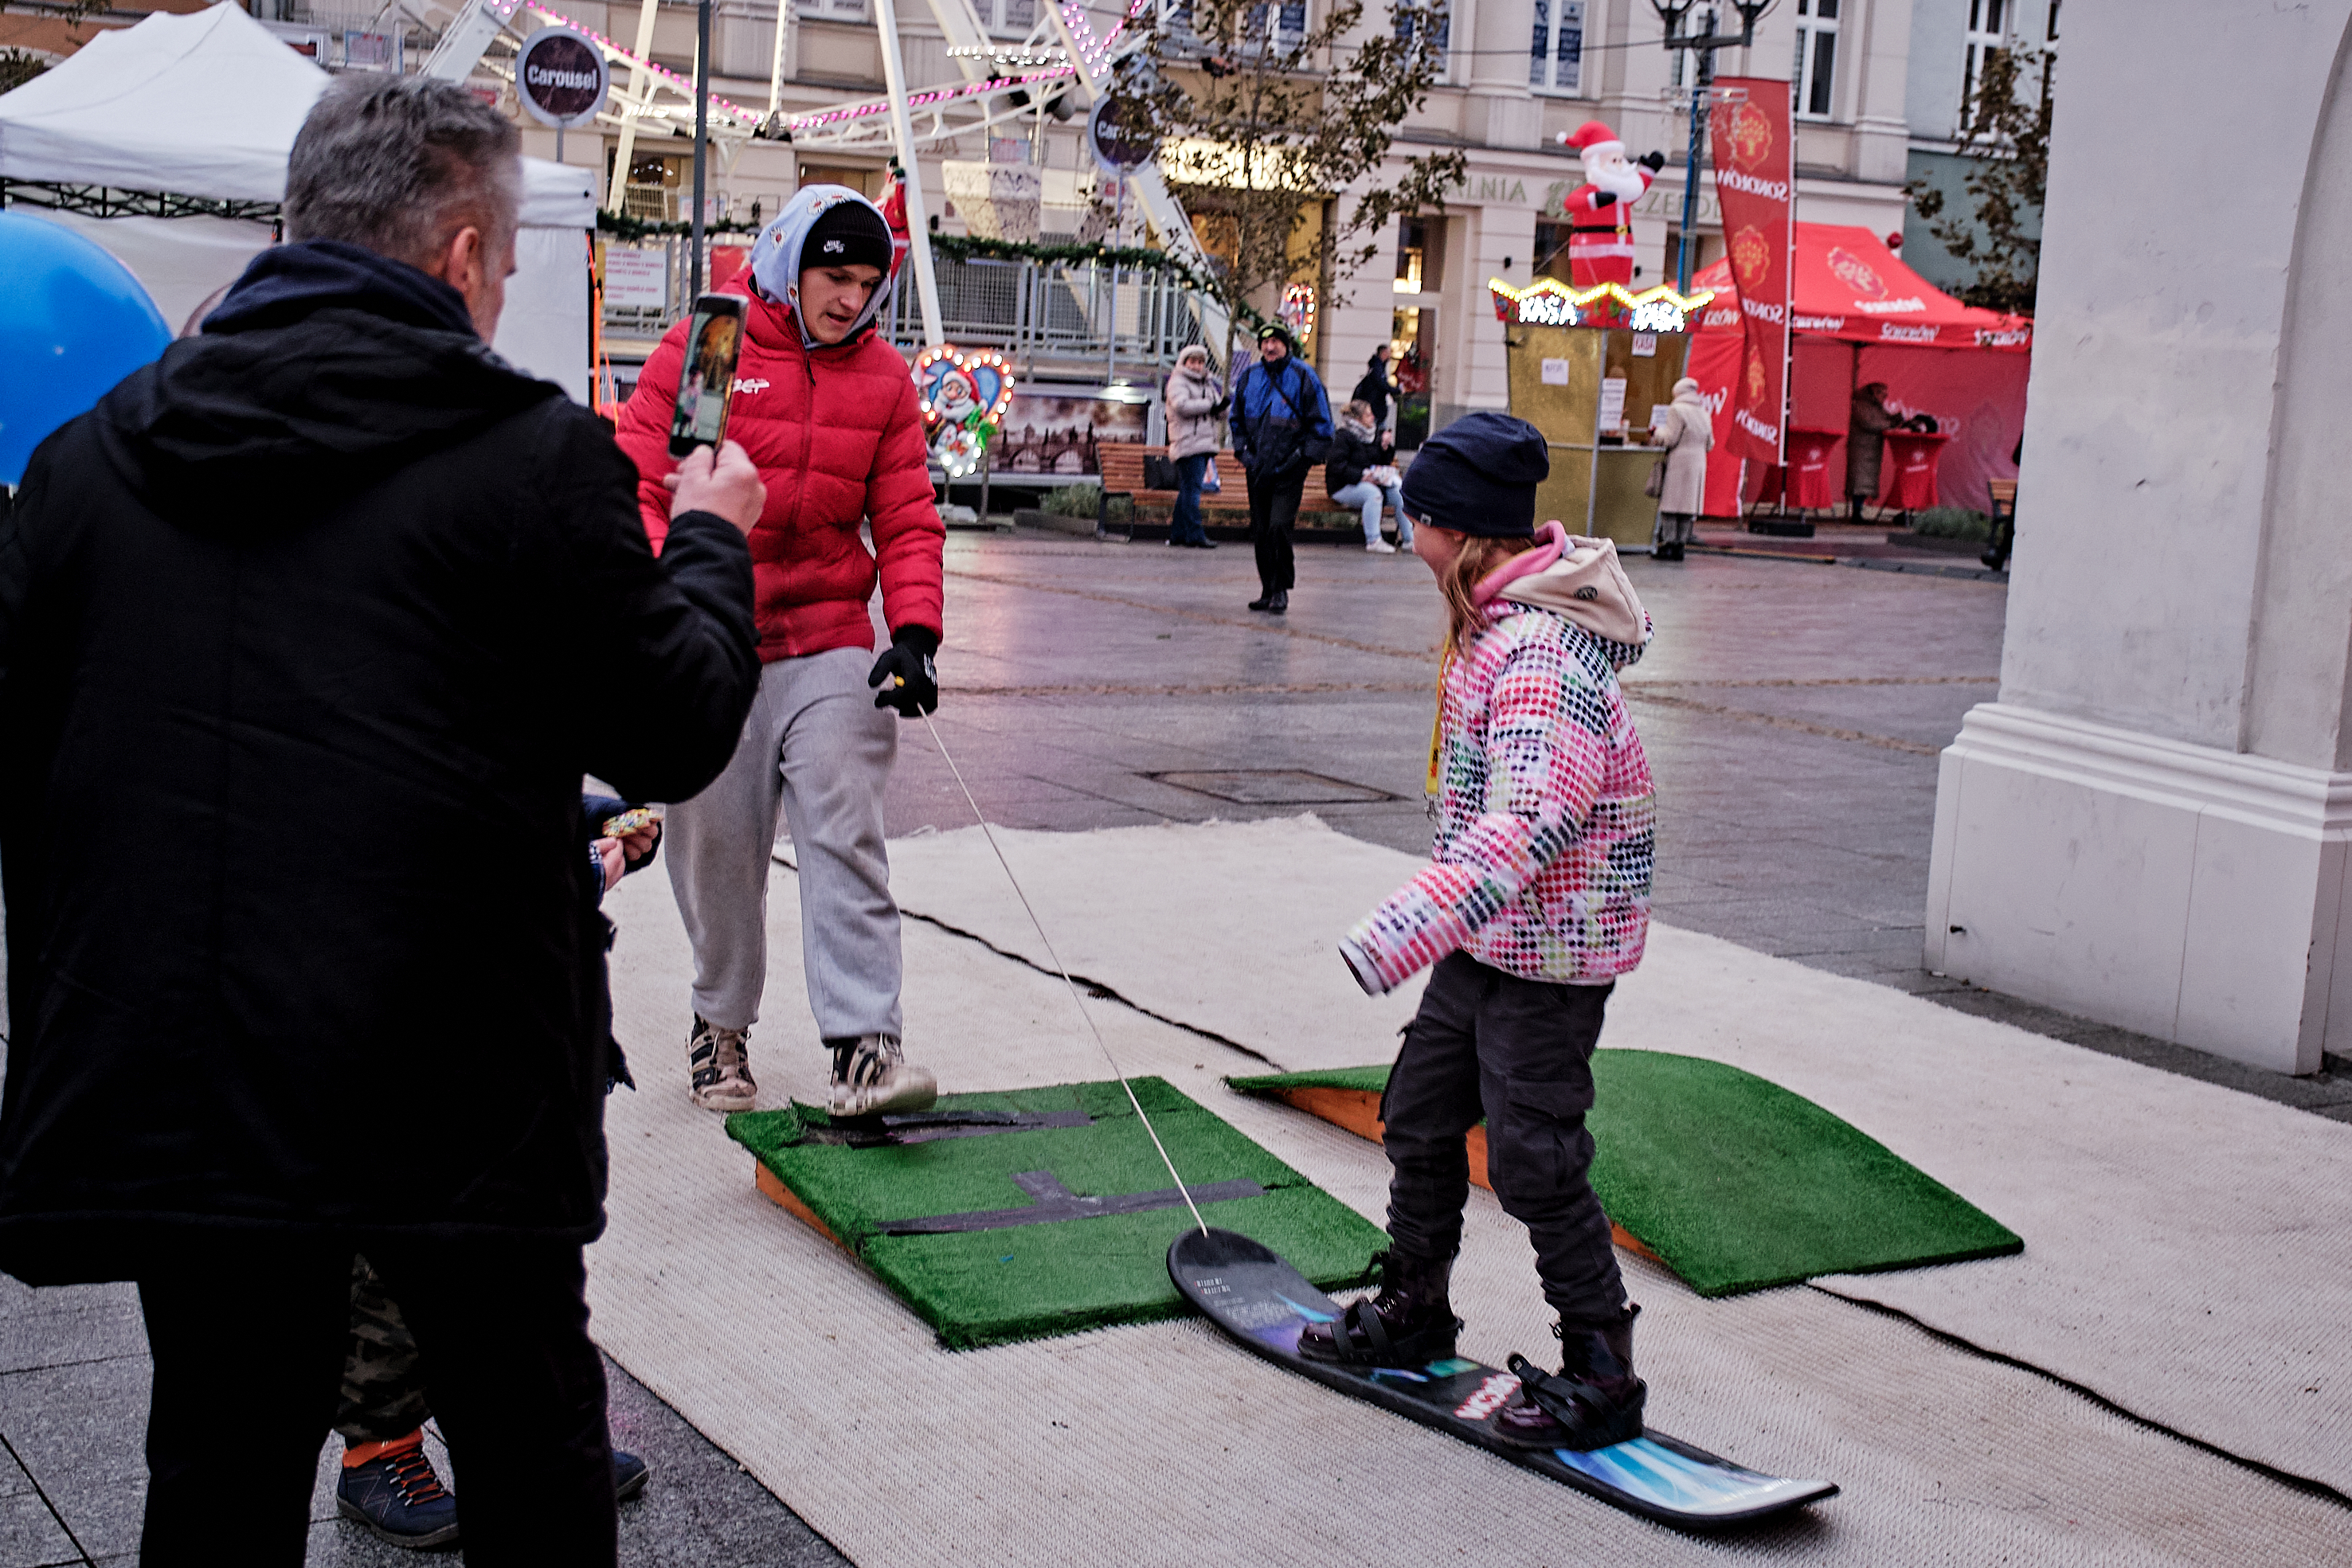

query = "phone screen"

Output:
[[669, 296, 746, 457]]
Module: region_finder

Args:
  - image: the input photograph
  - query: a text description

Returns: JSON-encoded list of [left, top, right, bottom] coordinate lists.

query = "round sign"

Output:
[[516, 26, 609, 129], [1087, 93, 1158, 176]]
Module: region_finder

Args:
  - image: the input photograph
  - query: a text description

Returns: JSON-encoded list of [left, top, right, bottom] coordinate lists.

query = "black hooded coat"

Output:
[[0, 242, 759, 1283]]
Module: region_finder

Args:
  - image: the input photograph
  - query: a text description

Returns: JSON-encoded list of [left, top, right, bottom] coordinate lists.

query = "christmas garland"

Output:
[[595, 209, 765, 241]]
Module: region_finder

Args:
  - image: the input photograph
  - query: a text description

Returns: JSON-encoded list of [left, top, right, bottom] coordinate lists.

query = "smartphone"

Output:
[[668, 295, 747, 458]]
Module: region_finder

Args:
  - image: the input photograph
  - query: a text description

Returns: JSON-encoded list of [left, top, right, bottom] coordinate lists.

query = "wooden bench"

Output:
[[1096, 444, 1330, 518]]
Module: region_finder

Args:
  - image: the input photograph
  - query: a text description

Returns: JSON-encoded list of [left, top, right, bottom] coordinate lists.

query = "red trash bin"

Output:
[[1880, 430, 1951, 512], [1786, 427, 1845, 511]]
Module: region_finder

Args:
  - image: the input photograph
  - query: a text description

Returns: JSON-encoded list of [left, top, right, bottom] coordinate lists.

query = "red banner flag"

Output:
[[1709, 76, 1795, 465]]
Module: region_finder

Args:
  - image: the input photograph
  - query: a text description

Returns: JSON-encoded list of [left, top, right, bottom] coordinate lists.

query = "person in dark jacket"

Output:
[[1352, 346, 1397, 448], [1229, 323, 1333, 615], [0, 76, 763, 1568]]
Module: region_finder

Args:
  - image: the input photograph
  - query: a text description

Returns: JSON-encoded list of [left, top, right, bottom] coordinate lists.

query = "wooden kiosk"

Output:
[[1488, 278, 1716, 549]]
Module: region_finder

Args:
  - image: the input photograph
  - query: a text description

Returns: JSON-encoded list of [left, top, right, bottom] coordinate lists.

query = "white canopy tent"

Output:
[[0, 3, 596, 400]]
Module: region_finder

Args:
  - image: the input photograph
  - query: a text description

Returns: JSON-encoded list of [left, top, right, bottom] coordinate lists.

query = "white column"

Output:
[[1925, 0, 2352, 1074], [873, 0, 944, 345]]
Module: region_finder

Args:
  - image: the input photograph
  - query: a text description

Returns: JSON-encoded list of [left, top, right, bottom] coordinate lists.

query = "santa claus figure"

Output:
[[1553, 120, 1666, 288]]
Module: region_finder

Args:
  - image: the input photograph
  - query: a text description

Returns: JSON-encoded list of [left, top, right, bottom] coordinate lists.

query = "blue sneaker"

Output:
[[615, 1447, 651, 1502], [337, 1433, 460, 1550]]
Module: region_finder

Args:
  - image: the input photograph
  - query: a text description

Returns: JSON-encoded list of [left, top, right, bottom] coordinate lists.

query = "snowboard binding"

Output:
[[1296, 1249, 1461, 1368], [1496, 1308, 1646, 1451]]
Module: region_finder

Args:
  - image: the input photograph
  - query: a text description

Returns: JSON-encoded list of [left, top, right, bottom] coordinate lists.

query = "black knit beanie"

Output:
[[803, 200, 894, 272], [1400, 411, 1551, 537]]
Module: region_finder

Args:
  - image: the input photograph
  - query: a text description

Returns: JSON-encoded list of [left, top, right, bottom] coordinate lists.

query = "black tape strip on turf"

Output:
[[796, 1109, 1096, 1148], [878, 1170, 1266, 1234]]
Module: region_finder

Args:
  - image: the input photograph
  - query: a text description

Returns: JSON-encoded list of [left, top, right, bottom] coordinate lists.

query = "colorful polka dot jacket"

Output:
[[1344, 594, 1654, 992]]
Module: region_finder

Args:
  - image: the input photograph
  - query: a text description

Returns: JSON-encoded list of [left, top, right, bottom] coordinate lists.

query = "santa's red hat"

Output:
[[1558, 119, 1623, 159]]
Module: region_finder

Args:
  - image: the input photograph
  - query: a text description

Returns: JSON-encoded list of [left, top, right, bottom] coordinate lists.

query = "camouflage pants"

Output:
[[336, 1253, 430, 1443]]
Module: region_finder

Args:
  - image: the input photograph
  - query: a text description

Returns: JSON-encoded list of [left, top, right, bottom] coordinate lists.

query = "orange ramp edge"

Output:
[[1270, 1086, 1660, 1265]]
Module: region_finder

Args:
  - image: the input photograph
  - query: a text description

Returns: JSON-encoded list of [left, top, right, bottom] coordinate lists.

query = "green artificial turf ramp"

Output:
[[1230, 1051, 2021, 1297], [728, 1078, 1386, 1348]]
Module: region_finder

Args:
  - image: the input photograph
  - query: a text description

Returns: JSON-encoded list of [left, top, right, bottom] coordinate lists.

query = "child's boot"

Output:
[[1493, 1304, 1646, 1450], [1297, 1249, 1460, 1367]]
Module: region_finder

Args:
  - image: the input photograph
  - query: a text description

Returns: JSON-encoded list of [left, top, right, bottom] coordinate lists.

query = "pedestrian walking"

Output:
[[1163, 344, 1223, 550], [0, 75, 764, 1568], [1352, 345, 1398, 449], [1230, 323, 1333, 615], [615, 183, 948, 1120], [1649, 376, 1712, 561], [1847, 381, 1894, 521], [1328, 399, 1412, 553], [1303, 411, 1660, 1456]]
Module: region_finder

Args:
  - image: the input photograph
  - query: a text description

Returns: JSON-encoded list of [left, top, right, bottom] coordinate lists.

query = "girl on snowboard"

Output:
[[1301, 411, 1656, 1453]]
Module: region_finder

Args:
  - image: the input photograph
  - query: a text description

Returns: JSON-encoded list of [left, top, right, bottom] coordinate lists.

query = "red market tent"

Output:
[[1684, 225, 2032, 518]]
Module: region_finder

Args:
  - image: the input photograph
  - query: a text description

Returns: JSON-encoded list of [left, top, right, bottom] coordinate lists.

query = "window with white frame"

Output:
[[1963, 0, 2008, 123], [1528, 0, 1583, 95], [800, 0, 868, 21], [984, 0, 1036, 34], [1395, 0, 1449, 63], [1243, 0, 1308, 50], [1792, 0, 1837, 119]]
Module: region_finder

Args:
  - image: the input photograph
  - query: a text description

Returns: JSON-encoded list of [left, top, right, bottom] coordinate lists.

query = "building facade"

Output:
[[1900, 0, 2054, 298], [450, 0, 1928, 431]]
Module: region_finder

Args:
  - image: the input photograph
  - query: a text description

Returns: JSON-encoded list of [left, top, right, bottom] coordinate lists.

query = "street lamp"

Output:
[[1653, 0, 1775, 294]]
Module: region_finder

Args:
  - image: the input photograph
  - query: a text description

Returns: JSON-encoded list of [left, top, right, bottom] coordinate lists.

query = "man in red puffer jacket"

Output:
[[617, 185, 945, 1121]]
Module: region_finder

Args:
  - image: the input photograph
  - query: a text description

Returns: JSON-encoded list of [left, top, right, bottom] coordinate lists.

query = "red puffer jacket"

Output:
[[616, 293, 943, 662]]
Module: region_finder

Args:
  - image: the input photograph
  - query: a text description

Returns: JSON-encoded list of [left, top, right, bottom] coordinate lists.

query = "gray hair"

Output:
[[284, 76, 522, 265]]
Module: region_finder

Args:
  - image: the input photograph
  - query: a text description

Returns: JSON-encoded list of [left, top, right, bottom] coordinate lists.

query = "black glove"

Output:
[[1591, 190, 1615, 208], [1638, 151, 1666, 173], [869, 625, 940, 717], [1210, 395, 1231, 416]]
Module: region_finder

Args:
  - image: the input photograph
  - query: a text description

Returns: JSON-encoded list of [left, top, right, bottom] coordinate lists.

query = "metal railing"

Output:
[[882, 254, 1226, 373], [601, 244, 1231, 374]]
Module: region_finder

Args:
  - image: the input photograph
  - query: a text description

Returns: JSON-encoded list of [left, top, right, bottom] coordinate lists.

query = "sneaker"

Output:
[[1365, 540, 1397, 554], [827, 1034, 938, 1117], [615, 1448, 651, 1502], [687, 1014, 757, 1112], [337, 1432, 460, 1550]]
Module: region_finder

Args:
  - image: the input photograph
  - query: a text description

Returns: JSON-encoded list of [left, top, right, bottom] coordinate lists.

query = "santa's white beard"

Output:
[[1585, 159, 1647, 203]]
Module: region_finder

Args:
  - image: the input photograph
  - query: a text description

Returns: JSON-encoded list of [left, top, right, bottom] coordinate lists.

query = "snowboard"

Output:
[[1168, 1228, 1837, 1529]]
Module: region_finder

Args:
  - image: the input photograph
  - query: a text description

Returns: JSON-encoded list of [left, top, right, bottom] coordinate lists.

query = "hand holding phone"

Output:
[[665, 440, 765, 533]]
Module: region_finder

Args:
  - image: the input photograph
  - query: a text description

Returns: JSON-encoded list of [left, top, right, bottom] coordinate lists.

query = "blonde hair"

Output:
[[1343, 398, 1374, 422], [1437, 533, 1539, 653]]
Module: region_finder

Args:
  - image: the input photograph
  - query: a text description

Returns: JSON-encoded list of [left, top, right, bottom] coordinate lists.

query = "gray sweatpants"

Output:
[[665, 645, 902, 1041]]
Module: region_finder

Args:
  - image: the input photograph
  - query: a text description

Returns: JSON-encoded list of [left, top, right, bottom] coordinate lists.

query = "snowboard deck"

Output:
[[1169, 1228, 1837, 1529]]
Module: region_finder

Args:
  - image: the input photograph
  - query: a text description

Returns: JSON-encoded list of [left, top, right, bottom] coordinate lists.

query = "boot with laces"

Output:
[[337, 1431, 460, 1550], [1493, 1304, 1646, 1451], [826, 1034, 938, 1117], [1297, 1249, 1460, 1368], [687, 1014, 757, 1112]]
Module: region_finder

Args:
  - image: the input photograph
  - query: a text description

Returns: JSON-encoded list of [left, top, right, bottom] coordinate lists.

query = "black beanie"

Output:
[[1400, 411, 1551, 537], [803, 200, 894, 272]]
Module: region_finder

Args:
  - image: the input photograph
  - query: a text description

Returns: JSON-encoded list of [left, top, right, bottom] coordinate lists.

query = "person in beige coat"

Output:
[[1649, 377, 1712, 561], [1163, 345, 1226, 549]]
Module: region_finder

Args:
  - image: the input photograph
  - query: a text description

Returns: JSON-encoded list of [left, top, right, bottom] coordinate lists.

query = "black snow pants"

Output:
[[1380, 951, 1627, 1324]]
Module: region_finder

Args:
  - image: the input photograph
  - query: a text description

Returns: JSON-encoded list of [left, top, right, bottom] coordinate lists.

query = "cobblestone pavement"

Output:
[[6, 525, 2346, 1566]]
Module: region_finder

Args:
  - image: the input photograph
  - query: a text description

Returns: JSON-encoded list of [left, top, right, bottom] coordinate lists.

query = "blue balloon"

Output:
[[0, 210, 173, 485]]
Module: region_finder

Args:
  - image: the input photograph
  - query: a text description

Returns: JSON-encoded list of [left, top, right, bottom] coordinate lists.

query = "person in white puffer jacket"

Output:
[[1162, 345, 1226, 549]]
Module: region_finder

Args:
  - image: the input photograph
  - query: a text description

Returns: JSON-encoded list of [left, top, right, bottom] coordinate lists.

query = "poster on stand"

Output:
[[1709, 76, 1794, 465], [996, 389, 1149, 476]]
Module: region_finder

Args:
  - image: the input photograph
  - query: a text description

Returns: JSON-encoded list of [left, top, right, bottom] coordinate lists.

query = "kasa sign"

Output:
[[517, 25, 609, 129]]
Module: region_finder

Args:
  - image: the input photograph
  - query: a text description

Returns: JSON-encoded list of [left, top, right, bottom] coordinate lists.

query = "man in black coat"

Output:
[[0, 77, 763, 1567]]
